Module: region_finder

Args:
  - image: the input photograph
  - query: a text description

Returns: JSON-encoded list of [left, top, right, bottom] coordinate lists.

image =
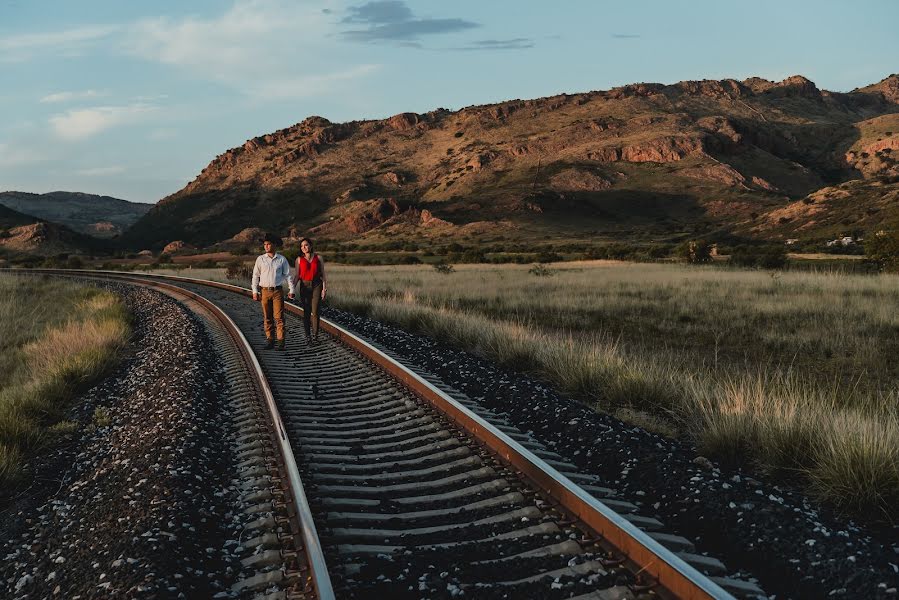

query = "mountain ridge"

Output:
[[121, 73, 899, 250]]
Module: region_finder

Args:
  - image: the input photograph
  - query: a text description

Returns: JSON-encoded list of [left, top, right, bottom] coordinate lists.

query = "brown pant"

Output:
[[261, 288, 285, 340]]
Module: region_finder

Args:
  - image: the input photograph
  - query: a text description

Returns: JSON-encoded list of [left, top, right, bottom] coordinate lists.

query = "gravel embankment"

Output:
[[0, 285, 244, 599], [324, 306, 899, 600]]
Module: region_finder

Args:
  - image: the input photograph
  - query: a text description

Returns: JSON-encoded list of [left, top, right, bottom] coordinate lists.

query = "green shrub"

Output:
[[65, 256, 84, 269], [675, 240, 713, 264], [432, 263, 455, 274], [865, 229, 899, 271], [528, 263, 554, 277]]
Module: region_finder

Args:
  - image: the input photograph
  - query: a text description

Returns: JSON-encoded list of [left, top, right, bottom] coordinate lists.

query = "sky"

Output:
[[1, 0, 897, 204]]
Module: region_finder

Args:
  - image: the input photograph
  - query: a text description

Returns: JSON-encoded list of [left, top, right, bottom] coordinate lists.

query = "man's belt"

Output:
[[260, 286, 281, 291]]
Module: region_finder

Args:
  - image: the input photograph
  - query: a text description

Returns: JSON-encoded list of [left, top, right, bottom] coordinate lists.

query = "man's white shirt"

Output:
[[252, 253, 295, 295]]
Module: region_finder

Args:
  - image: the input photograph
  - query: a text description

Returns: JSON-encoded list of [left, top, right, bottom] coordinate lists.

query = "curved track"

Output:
[[30, 270, 765, 600]]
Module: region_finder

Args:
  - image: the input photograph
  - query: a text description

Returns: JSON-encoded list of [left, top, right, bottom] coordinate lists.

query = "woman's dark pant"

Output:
[[299, 280, 322, 338]]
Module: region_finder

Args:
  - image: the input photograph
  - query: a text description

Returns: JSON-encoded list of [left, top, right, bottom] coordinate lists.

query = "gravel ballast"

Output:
[[323, 306, 899, 600], [0, 285, 246, 599]]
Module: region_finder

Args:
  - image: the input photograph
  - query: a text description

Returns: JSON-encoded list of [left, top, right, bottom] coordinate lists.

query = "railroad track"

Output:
[[27, 270, 765, 600]]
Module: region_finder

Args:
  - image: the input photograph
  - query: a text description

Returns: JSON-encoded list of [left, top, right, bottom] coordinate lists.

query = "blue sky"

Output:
[[1, 0, 897, 203]]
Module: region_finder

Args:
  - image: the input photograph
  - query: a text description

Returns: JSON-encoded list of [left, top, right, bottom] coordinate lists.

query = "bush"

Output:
[[730, 245, 788, 269], [158, 253, 172, 264], [432, 263, 455, 274], [675, 240, 713, 264], [528, 263, 554, 277], [400, 254, 422, 264], [193, 259, 217, 268], [65, 256, 84, 269], [460, 250, 486, 263], [865, 229, 899, 271]]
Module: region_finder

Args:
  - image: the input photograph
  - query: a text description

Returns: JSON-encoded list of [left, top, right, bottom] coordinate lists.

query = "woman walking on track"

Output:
[[293, 237, 327, 344]]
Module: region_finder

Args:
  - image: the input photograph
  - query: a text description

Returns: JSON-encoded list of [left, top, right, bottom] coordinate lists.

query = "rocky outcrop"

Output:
[[670, 79, 750, 99], [335, 186, 367, 203], [743, 77, 776, 94], [344, 198, 402, 234], [854, 74, 899, 104], [0, 222, 88, 255], [88, 221, 118, 236], [419, 209, 451, 227], [587, 147, 622, 162], [606, 83, 665, 99], [229, 227, 266, 244], [621, 136, 705, 163], [387, 112, 420, 131], [767, 75, 822, 99], [162, 240, 195, 254], [679, 163, 749, 188], [378, 171, 405, 186]]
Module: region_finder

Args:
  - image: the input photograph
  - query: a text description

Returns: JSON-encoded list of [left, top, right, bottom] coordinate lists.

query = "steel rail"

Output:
[[26, 269, 734, 599], [25, 270, 335, 600]]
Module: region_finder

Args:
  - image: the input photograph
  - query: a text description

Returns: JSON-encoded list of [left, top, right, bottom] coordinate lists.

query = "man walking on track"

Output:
[[251, 233, 295, 350]]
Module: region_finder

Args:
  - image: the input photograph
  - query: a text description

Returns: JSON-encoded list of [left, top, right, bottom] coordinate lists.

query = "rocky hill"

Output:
[[0, 191, 152, 238], [0, 205, 100, 256], [124, 74, 899, 250]]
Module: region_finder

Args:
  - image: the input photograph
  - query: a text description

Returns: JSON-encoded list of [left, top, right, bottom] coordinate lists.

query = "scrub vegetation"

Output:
[[0, 274, 129, 485], [324, 261, 899, 518]]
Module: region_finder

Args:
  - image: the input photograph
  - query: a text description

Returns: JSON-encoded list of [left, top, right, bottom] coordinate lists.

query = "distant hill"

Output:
[[0, 205, 101, 256], [0, 191, 152, 238], [122, 74, 899, 250], [0, 204, 40, 229]]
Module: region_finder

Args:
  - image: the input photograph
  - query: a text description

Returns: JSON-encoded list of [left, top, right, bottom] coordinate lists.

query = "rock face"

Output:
[[621, 136, 705, 163], [387, 112, 421, 131], [768, 75, 822, 99], [162, 240, 195, 254], [121, 73, 899, 248]]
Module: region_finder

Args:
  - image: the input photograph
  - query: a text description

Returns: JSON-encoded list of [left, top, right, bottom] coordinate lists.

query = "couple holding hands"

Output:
[[251, 234, 326, 350]]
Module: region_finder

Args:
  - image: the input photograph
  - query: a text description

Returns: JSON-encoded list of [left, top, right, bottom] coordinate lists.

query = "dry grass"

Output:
[[151, 261, 899, 517], [0, 274, 129, 483], [322, 261, 899, 517]]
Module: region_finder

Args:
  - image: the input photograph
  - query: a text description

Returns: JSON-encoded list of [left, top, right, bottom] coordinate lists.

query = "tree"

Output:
[[865, 230, 899, 271], [676, 239, 713, 264]]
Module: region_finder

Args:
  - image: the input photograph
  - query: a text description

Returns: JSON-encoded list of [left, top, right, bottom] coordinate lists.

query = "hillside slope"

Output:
[[124, 74, 899, 250], [0, 191, 152, 238]]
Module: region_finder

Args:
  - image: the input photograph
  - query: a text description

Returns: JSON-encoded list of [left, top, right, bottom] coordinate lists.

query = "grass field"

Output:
[[153, 261, 899, 518], [0, 274, 129, 484]]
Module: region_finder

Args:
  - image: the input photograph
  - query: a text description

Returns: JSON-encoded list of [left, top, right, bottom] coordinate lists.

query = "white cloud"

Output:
[[49, 104, 157, 141], [0, 25, 118, 62], [74, 165, 127, 176], [40, 89, 105, 104], [125, 0, 378, 98]]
